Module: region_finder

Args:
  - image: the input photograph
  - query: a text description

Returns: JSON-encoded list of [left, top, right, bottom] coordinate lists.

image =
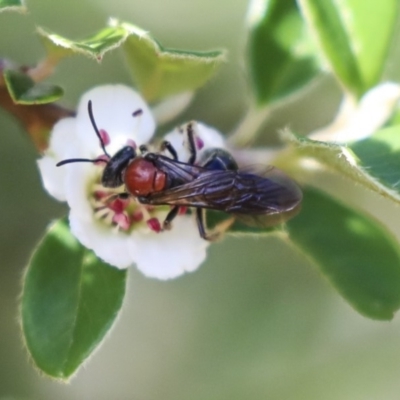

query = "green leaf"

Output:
[[21, 219, 127, 379], [350, 127, 400, 193], [37, 21, 225, 103], [3, 69, 63, 104], [386, 107, 400, 128], [0, 0, 26, 12], [298, 0, 399, 97], [287, 187, 400, 320], [119, 21, 226, 102], [37, 25, 128, 63], [284, 128, 400, 205], [247, 0, 320, 106]]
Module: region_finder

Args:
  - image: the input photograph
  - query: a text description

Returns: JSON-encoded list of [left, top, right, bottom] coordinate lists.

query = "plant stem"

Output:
[[228, 104, 270, 147]]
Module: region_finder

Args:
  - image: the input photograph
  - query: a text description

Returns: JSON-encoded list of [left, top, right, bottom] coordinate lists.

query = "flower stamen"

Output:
[[113, 213, 131, 231], [147, 217, 161, 233], [131, 210, 144, 222], [195, 136, 204, 150], [178, 206, 188, 215], [98, 129, 110, 146], [126, 139, 137, 149]]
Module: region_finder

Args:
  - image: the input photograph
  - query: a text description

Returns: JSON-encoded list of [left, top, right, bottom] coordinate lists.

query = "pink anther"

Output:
[[131, 210, 144, 222], [195, 136, 204, 150], [126, 139, 137, 149], [147, 218, 161, 233], [113, 213, 130, 230], [178, 206, 188, 215], [109, 198, 128, 214], [95, 154, 110, 165], [99, 129, 110, 146]]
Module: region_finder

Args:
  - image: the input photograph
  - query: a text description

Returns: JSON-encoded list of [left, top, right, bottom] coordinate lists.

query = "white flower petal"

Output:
[[195, 122, 226, 150], [69, 210, 132, 269], [338, 82, 400, 142], [152, 91, 194, 125], [311, 82, 400, 142], [37, 118, 78, 201], [75, 85, 156, 156], [163, 127, 190, 161], [37, 156, 68, 201], [164, 121, 226, 162], [64, 162, 97, 220], [129, 216, 209, 280], [48, 117, 78, 157]]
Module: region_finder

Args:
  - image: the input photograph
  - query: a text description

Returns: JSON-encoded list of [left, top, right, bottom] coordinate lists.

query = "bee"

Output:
[[57, 101, 302, 240]]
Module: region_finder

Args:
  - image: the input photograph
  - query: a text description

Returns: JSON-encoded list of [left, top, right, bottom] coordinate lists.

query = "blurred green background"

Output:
[[2, 0, 400, 399]]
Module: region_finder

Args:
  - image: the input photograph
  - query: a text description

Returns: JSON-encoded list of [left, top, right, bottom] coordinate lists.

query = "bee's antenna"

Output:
[[56, 100, 111, 168], [88, 100, 111, 158], [56, 158, 108, 167]]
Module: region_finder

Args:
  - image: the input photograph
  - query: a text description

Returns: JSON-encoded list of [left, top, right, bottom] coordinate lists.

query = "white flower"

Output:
[[37, 84, 225, 280], [310, 82, 400, 143], [163, 120, 226, 162]]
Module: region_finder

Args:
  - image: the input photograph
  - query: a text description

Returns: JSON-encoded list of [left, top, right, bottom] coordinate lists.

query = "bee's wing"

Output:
[[145, 154, 204, 183], [229, 167, 302, 227], [139, 169, 236, 208], [140, 166, 302, 227]]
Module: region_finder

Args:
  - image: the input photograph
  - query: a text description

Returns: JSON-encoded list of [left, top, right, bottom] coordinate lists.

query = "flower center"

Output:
[[88, 164, 166, 233]]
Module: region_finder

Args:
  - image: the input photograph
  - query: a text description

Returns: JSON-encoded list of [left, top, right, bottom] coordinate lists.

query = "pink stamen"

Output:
[[109, 198, 129, 214], [147, 218, 161, 233], [113, 213, 131, 230], [178, 206, 188, 215], [195, 136, 204, 150], [126, 139, 137, 149], [95, 154, 110, 165], [99, 129, 110, 146], [145, 205, 155, 212], [131, 210, 144, 222], [94, 190, 108, 200]]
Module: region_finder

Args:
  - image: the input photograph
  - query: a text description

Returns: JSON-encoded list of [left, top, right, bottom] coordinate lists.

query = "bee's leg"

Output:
[[196, 208, 234, 241], [186, 122, 197, 165], [163, 206, 180, 230], [195, 208, 219, 241], [195, 208, 208, 239], [160, 141, 178, 160]]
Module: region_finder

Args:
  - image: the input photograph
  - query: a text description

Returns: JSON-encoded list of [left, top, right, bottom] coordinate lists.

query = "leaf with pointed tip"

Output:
[[0, 0, 26, 12], [284, 128, 400, 206], [247, 0, 320, 106], [287, 187, 400, 320], [3, 69, 63, 104], [37, 25, 128, 63], [119, 21, 226, 102], [21, 219, 127, 379], [298, 0, 399, 97], [0, 75, 72, 151], [37, 22, 225, 103]]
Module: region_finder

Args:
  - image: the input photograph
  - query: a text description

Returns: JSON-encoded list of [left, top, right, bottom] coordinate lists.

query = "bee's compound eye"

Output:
[[199, 148, 238, 171], [102, 146, 136, 188]]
